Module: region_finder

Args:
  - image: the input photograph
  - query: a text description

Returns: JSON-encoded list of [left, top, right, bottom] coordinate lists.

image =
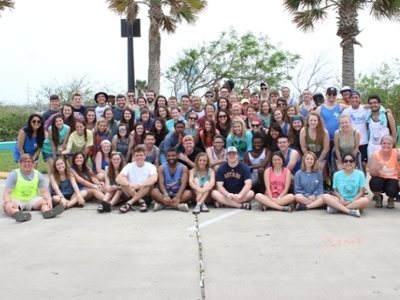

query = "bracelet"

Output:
[[162, 194, 169, 198], [224, 192, 229, 197]]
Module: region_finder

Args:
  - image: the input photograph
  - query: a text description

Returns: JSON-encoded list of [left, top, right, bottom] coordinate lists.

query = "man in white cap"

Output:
[[338, 86, 352, 105], [211, 146, 254, 209]]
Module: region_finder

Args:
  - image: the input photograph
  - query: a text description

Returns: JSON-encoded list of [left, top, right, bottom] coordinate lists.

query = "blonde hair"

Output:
[[339, 114, 353, 131], [230, 116, 247, 139], [300, 151, 320, 172]]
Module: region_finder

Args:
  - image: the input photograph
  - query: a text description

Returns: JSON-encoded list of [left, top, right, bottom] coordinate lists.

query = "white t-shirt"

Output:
[[121, 162, 157, 184], [342, 106, 369, 145]]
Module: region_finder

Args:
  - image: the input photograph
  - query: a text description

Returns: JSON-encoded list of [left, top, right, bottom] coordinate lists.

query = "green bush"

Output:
[[0, 105, 36, 141]]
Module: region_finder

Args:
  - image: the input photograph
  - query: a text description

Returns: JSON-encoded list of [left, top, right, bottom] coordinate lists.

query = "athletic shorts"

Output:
[[358, 144, 368, 162], [11, 196, 43, 211]]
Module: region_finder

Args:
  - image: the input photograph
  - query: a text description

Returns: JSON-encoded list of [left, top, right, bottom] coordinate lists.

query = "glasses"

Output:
[[189, 117, 198, 120], [277, 103, 286, 107], [213, 141, 224, 144], [218, 115, 227, 118], [32, 120, 42, 124], [127, 95, 134, 97], [205, 95, 213, 98], [327, 93, 337, 96], [112, 151, 121, 154], [119, 128, 127, 131], [343, 159, 354, 164], [251, 124, 261, 127], [261, 87, 268, 90]]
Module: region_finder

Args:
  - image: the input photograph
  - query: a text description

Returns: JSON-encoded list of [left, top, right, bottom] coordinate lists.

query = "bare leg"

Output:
[[211, 190, 241, 208], [322, 194, 350, 214]]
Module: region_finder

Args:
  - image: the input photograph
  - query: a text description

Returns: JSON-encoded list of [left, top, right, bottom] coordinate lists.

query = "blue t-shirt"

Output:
[[216, 162, 251, 194], [226, 131, 253, 160], [333, 169, 366, 202]]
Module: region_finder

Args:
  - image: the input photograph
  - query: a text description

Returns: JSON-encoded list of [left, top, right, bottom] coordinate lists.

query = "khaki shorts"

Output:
[[11, 196, 43, 211]]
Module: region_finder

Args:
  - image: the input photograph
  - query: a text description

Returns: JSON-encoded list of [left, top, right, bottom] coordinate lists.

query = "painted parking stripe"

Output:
[[187, 209, 242, 230]]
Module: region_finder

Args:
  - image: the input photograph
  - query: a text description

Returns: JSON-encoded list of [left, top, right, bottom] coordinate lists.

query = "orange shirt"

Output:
[[375, 149, 398, 180]]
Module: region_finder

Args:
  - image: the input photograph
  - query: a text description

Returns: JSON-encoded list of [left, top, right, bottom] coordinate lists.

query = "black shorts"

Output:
[[358, 144, 368, 162]]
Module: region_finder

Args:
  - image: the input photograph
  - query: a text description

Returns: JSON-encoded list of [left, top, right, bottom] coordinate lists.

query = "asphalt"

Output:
[[1, 178, 400, 300]]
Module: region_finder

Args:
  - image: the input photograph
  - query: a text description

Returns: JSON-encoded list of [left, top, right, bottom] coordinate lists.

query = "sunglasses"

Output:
[[343, 159, 354, 163], [261, 87, 268, 90], [277, 103, 286, 107], [251, 124, 261, 127], [205, 95, 213, 98], [32, 120, 42, 124], [119, 128, 127, 131], [327, 93, 337, 96], [218, 115, 227, 118], [127, 95, 134, 97], [189, 117, 198, 120]]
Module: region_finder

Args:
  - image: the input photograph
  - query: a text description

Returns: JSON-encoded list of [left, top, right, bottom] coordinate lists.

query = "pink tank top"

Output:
[[268, 167, 288, 198]]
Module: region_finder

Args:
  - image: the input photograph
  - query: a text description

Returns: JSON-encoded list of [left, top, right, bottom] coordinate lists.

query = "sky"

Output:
[[0, 0, 399, 104]]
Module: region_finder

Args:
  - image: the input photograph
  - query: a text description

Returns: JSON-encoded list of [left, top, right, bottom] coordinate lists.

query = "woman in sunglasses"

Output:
[[322, 153, 369, 217], [215, 109, 232, 140], [184, 112, 200, 144], [369, 135, 400, 209], [14, 114, 45, 169]]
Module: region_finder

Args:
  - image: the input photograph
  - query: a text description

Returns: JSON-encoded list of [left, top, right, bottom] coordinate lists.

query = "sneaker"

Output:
[[296, 204, 308, 211], [153, 202, 164, 212], [349, 209, 360, 218], [178, 203, 189, 212], [387, 197, 395, 209], [327, 206, 339, 214]]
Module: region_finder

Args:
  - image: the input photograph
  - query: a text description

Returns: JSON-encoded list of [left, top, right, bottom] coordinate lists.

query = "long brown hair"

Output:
[[107, 152, 125, 184], [52, 158, 73, 186], [305, 111, 326, 147]]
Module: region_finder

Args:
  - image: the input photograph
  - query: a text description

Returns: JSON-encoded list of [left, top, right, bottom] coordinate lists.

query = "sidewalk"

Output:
[[1, 179, 400, 299]]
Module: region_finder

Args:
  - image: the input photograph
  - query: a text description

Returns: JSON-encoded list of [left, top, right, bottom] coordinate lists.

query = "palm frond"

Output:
[[159, 15, 178, 32], [165, 0, 207, 23], [106, 0, 140, 23], [368, 0, 400, 22], [283, 0, 324, 14], [292, 8, 329, 32], [0, 0, 15, 16]]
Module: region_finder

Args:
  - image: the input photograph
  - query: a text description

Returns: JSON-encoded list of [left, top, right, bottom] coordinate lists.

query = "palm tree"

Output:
[[0, 0, 15, 17], [106, 0, 207, 95], [283, 0, 400, 88]]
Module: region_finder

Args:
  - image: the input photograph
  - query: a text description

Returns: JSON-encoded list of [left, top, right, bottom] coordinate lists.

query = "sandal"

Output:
[[12, 211, 31, 222], [282, 206, 292, 213], [101, 201, 111, 212], [261, 205, 268, 212], [193, 204, 201, 214], [240, 202, 252, 210], [119, 202, 135, 213], [201, 203, 209, 213], [97, 204, 104, 212], [375, 195, 383, 208], [387, 197, 395, 209], [139, 201, 148, 213]]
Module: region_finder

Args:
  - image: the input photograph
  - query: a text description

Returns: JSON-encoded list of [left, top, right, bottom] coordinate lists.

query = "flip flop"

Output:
[[43, 204, 65, 219], [12, 211, 31, 222]]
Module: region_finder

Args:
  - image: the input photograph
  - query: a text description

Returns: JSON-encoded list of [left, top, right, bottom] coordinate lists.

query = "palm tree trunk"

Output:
[[341, 42, 354, 88], [148, 5, 161, 95]]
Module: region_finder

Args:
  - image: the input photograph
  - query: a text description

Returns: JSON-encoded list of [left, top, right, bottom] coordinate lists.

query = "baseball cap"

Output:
[[227, 146, 238, 153], [326, 87, 337, 94], [260, 82, 269, 88], [181, 135, 194, 143], [350, 90, 361, 97], [340, 86, 352, 94], [241, 99, 250, 105]]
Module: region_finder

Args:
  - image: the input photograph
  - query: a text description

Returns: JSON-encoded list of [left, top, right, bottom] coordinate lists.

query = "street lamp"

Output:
[[121, 19, 141, 91]]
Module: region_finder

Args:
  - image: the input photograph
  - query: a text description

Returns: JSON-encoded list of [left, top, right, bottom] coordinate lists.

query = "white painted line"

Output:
[[187, 209, 242, 230]]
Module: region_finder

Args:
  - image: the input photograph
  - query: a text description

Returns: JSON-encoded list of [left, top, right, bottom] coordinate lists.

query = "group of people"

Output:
[[3, 81, 400, 222]]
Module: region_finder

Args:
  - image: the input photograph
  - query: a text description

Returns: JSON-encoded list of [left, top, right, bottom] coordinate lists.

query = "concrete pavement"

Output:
[[1, 178, 400, 300]]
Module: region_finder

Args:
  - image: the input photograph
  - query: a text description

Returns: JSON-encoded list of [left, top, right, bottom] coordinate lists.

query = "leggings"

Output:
[[369, 177, 399, 198]]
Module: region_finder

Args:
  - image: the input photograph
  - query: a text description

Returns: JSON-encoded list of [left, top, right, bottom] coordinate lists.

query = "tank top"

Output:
[[300, 102, 315, 119], [116, 137, 131, 158], [195, 168, 211, 187], [140, 144, 157, 164], [338, 129, 356, 154], [248, 150, 266, 174], [94, 130, 109, 154], [268, 167, 288, 198], [70, 167, 90, 190], [13, 126, 38, 161], [305, 128, 322, 157], [200, 130, 214, 148], [211, 147, 227, 160], [50, 178, 74, 195], [11, 169, 39, 201], [367, 119, 390, 158], [282, 148, 301, 174], [320, 104, 341, 140], [374, 149, 398, 180], [163, 163, 183, 195]]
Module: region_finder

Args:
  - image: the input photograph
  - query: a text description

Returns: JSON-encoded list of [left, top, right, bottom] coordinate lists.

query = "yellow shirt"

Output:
[[67, 130, 93, 153]]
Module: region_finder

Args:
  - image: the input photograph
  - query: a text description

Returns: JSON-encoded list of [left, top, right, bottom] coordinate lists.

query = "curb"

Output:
[[0, 172, 10, 179]]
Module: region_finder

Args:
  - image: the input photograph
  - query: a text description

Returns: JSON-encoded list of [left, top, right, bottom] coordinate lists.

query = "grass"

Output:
[[0, 151, 47, 173]]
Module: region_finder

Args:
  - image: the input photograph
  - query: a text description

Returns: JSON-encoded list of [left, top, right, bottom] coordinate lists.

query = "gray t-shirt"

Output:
[[5, 169, 47, 189]]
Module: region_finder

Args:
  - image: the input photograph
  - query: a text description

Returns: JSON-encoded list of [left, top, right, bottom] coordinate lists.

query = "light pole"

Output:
[[121, 19, 141, 91]]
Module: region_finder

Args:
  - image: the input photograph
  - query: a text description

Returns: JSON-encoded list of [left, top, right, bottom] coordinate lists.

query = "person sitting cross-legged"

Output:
[[2, 154, 64, 222], [255, 151, 295, 212], [151, 147, 192, 212], [116, 146, 158, 213], [210, 146, 254, 209], [294, 152, 325, 211], [322, 153, 369, 217]]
